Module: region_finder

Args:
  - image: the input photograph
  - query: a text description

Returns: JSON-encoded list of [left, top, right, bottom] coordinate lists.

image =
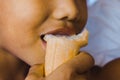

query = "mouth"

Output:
[[40, 27, 76, 48], [40, 34, 46, 48]]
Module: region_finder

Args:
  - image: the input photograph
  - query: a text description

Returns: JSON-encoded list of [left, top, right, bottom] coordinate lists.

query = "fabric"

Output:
[[82, 0, 120, 66], [87, 0, 97, 6]]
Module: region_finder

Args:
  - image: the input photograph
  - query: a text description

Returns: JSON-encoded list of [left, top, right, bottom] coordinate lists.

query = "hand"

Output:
[[97, 58, 120, 80], [25, 51, 94, 80]]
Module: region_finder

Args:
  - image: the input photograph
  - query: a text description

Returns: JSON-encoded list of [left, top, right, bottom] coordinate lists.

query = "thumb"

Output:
[[66, 51, 94, 73], [25, 64, 45, 80]]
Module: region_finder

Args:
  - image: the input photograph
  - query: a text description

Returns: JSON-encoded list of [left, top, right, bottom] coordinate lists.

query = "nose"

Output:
[[51, 0, 79, 21]]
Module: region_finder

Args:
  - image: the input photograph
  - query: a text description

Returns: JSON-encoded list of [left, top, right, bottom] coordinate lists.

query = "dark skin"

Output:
[[25, 54, 120, 80], [87, 58, 120, 80], [0, 0, 91, 80], [0, 51, 94, 80], [97, 58, 120, 80], [0, 0, 120, 80], [25, 51, 94, 80], [1, 50, 120, 80], [0, 49, 29, 80]]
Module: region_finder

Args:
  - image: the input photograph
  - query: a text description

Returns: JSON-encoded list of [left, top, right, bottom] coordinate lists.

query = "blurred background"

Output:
[[82, 0, 120, 66]]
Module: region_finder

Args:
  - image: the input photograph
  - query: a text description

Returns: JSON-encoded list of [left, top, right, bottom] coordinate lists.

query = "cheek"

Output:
[[78, 1, 88, 25], [2, 0, 48, 29], [1, 0, 48, 44], [76, 0, 87, 20], [79, 1, 87, 21], [74, 1, 87, 33], [0, 0, 49, 54], [0, 0, 48, 65]]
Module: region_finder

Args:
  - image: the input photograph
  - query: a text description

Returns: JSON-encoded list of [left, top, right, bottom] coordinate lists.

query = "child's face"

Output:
[[0, 0, 87, 65]]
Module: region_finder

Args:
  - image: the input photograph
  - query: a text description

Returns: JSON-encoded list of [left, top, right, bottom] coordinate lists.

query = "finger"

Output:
[[74, 74, 88, 80], [25, 64, 45, 80], [46, 63, 72, 80], [66, 51, 94, 73], [46, 51, 94, 80]]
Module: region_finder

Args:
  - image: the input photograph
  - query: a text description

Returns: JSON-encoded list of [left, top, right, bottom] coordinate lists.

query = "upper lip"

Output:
[[45, 27, 76, 36], [40, 21, 77, 40]]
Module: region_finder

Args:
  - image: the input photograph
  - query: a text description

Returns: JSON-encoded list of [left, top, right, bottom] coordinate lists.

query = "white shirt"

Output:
[[87, 0, 97, 6], [82, 0, 120, 66]]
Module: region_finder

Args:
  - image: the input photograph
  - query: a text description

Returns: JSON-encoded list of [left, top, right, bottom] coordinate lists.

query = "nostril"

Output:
[[60, 16, 68, 21]]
